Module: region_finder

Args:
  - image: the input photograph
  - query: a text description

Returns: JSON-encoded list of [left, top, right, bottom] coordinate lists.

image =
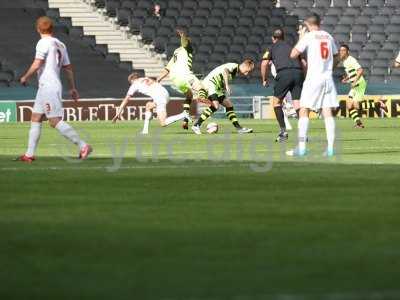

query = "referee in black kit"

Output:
[[261, 28, 306, 142]]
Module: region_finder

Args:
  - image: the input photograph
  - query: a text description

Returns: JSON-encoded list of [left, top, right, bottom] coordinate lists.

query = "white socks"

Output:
[[324, 116, 335, 151], [55, 121, 86, 150], [284, 112, 292, 131], [143, 111, 188, 133], [25, 122, 42, 157], [298, 117, 309, 152], [142, 111, 152, 133], [165, 111, 187, 126]]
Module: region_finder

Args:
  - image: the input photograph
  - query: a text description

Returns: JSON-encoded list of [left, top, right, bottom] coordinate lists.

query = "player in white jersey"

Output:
[[287, 14, 339, 157], [18, 16, 92, 163], [394, 51, 400, 68], [112, 73, 189, 134]]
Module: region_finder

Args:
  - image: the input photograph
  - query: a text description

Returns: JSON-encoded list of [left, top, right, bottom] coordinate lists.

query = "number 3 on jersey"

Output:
[[320, 42, 329, 60]]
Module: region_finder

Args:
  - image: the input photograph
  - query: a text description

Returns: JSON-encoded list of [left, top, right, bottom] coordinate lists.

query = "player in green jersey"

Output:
[[339, 44, 368, 128], [157, 29, 207, 130], [191, 59, 255, 134]]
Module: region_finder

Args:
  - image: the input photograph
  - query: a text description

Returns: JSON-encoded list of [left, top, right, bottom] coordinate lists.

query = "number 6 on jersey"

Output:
[[320, 41, 329, 60]]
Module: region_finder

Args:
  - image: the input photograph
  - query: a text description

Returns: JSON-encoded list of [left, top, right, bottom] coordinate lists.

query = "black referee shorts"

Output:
[[274, 68, 304, 100]]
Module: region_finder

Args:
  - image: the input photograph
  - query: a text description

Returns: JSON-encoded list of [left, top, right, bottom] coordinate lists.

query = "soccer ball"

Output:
[[206, 122, 219, 134]]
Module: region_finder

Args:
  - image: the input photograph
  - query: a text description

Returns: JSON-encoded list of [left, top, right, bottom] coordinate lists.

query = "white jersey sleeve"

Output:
[[127, 83, 139, 96], [295, 32, 312, 54], [35, 39, 49, 60], [62, 47, 71, 66]]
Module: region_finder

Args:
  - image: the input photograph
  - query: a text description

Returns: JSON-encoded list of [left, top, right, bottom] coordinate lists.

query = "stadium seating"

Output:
[[110, 0, 294, 83], [281, 0, 400, 82], [0, 0, 132, 97], [103, 0, 398, 83], [1, 0, 399, 89]]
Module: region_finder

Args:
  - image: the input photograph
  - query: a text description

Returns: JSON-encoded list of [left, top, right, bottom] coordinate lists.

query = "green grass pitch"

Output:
[[1, 119, 400, 300]]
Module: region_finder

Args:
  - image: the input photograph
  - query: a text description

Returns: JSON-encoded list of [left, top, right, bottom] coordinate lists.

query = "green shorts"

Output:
[[171, 74, 201, 95], [348, 79, 367, 102], [171, 77, 190, 94]]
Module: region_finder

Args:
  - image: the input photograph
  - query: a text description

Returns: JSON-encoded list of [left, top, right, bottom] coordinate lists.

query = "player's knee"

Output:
[[347, 100, 354, 110], [212, 102, 219, 110], [299, 108, 308, 118], [146, 102, 154, 110], [322, 108, 333, 118], [159, 117, 166, 126], [226, 106, 234, 112], [272, 97, 282, 107], [48, 118, 60, 128], [210, 104, 218, 112], [185, 91, 193, 101]]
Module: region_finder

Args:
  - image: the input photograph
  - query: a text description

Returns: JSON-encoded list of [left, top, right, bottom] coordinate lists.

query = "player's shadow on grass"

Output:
[[339, 138, 378, 142], [2, 156, 400, 175], [369, 126, 400, 129], [349, 150, 400, 155], [0, 137, 17, 140]]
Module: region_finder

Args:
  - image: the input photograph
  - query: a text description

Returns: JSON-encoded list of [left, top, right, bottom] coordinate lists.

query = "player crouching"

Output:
[[191, 60, 255, 134], [113, 73, 189, 134], [18, 16, 92, 163]]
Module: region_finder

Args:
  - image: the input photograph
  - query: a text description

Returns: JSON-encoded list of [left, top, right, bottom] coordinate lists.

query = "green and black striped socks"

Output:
[[349, 108, 361, 124], [195, 106, 217, 126], [226, 107, 241, 129]]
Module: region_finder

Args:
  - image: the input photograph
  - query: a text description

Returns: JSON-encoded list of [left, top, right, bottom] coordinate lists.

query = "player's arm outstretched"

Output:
[[176, 28, 190, 48], [157, 64, 170, 83], [20, 59, 44, 85], [112, 95, 131, 123]]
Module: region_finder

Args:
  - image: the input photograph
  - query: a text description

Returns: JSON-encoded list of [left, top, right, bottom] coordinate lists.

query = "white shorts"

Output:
[[300, 77, 338, 110], [33, 83, 63, 118], [152, 89, 170, 114]]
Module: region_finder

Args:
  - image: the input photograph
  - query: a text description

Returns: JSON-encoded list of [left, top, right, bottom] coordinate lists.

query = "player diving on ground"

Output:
[[112, 73, 189, 134], [156, 28, 207, 130], [191, 60, 255, 135]]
